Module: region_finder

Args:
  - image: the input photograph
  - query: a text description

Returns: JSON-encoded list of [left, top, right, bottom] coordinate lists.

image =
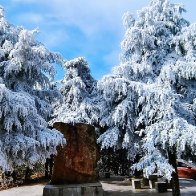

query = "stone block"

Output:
[[155, 182, 168, 193], [142, 178, 149, 187], [132, 179, 142, 189], [149, 175, 158, 189], [165, 179, 172, 189], [149, 179, 157, 189]]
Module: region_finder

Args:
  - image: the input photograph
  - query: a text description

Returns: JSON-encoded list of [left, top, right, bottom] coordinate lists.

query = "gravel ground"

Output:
[[0, 178, 195, 196]]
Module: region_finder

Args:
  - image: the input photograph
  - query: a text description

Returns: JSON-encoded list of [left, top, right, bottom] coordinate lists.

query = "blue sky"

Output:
[[1, 0, 196, 80]]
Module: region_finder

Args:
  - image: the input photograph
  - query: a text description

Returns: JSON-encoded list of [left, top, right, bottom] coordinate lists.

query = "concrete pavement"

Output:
[[0, 178, 195, 196], [180, 179, 196, 196]]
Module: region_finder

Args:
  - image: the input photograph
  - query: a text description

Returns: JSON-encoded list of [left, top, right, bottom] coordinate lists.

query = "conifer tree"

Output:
[[51, 57, 99, 125], [0, 7, 65, 171], [98, 1, 196, 195]]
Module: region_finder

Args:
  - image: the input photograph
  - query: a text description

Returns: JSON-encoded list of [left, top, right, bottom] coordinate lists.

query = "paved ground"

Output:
[[0, 183, 46, 196], [0, 178, 195, 196], [102, 178, 196, 196], [180, 179, 196, 196]]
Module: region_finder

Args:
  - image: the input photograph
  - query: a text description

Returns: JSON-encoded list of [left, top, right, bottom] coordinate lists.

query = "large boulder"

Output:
[[51, 123, 98, 184]]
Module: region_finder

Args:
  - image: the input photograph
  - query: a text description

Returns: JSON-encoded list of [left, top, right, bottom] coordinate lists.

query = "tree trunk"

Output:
[[45, 155, 54, 179], [25, 167, 31, 182], [45, 158, 49, 179], [168, 148, 181, 196], [11, 171, 17, 183], [49, 155, 54, 178]]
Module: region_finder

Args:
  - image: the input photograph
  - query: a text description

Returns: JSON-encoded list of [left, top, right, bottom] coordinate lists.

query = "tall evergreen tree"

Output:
[[51, 57, 99, 125], [0, 7, 65, 171], [98, 1, 196, 195]]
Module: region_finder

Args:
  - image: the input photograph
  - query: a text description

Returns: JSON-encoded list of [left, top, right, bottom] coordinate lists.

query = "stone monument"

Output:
[[43, 123, 103, 196]]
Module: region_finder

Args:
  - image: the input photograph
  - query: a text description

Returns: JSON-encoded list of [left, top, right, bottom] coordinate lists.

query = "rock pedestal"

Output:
[[43, 123, 103, 196], [51, 123, 98, 184]]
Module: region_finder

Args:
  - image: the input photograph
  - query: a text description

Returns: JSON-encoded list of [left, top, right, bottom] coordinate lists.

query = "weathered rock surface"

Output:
[[51, 123, 98, 184]]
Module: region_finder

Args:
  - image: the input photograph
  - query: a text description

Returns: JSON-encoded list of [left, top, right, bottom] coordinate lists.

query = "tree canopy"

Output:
[[98, 0, 196, 180], [0, 7, 65, 171], [51, 57, 99, 125]]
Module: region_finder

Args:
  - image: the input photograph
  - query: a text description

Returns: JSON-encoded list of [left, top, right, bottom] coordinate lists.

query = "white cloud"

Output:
[[39, 30, 69, 49], [16, 12, 44, 24], [43, 0, 138, 36], [11, 0, 145, 37], [9, 0, 196, 38], [12, 11, 69, 48], [13, 0, 196, 36]]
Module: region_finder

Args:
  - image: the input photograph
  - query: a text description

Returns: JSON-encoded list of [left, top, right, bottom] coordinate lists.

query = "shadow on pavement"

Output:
[[103, 190, 172, 196]]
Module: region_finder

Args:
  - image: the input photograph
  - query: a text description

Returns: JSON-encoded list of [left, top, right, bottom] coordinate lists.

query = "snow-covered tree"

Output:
[[97, 72, 139, 158], [98, 0, 196, 195], [0, 7, 65, 171], [51, 57, 99, 125]]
